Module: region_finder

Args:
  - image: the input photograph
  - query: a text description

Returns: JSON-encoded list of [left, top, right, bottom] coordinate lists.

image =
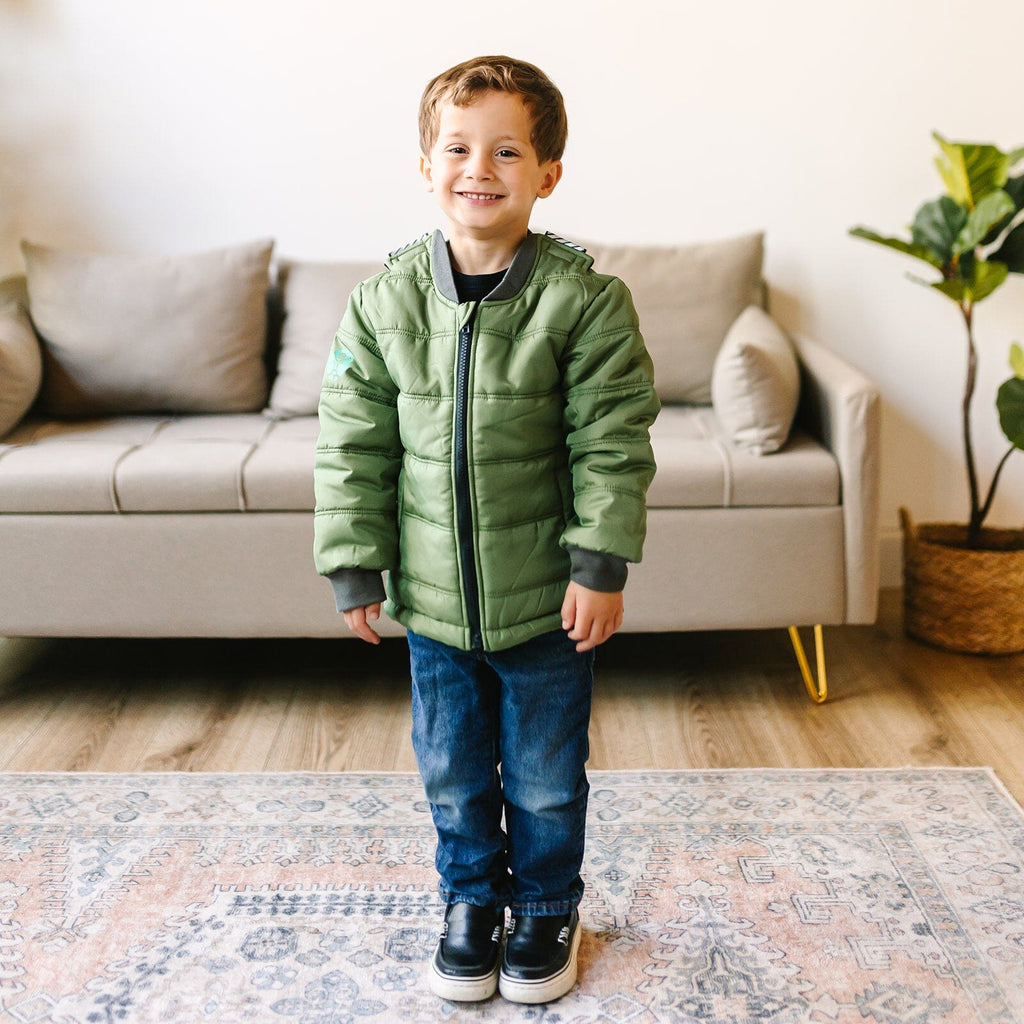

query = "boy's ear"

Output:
[[420, 155, 434, 193], [537, 160, 563, 200]]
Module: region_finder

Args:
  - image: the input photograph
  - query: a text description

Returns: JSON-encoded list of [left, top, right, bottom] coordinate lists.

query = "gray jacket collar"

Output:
[[430, 229, 539, 303]]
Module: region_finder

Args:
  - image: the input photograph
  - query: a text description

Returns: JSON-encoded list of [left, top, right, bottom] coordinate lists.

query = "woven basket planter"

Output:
[[900, 507, 1024, 654]]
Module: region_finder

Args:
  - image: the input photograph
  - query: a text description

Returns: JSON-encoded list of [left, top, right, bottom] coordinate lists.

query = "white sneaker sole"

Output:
[[498, 921, 581, 1004], [428, 953, 499, 1002]]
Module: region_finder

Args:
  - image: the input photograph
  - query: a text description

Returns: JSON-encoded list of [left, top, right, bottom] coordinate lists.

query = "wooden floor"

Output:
[[2, 591, 1023, 802]]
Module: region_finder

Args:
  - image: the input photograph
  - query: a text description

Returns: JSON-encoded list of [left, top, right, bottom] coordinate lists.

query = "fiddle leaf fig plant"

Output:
[[998, 343, 1024, 450], [851, 132, 1024, 547]]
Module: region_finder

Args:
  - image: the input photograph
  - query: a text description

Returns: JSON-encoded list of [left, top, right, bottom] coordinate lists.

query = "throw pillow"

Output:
[[711, 305, 800, 455], [269, 258, 381, 417], [22, 238, 274, 416], [0, 284, 42, 438], [586, 232, 764, 404]]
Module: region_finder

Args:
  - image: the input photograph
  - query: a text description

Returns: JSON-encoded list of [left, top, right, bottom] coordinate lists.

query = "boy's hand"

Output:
[[344, 603, 383, 645], [561, 582, 624, 652]]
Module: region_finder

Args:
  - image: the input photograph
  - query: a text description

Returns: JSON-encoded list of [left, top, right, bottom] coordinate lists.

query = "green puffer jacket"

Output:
[[314, 230, 659, 652]]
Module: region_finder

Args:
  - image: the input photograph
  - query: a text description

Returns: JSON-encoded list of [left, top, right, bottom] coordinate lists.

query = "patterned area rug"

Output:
[[2, 769, 1024, 1024]]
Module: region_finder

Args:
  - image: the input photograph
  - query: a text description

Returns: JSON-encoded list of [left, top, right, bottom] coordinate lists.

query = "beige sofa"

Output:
[[0, 233, 879, 686]]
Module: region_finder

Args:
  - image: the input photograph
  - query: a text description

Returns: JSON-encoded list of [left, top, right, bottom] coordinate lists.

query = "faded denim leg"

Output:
[[408, 628, 594, 917], [492, 629, 594, 917], [409, 631, 510, 910]]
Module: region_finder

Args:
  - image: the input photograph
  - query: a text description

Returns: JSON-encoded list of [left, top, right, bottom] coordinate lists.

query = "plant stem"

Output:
[[978, 445, 1017, 527], [962, 301, 983, 546]]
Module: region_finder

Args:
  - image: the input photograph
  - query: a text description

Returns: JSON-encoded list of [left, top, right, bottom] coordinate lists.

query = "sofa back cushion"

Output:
[[270, 234, 764, 414], [269, 258, 381, 417], [586, 232, 764, 404], [0, 275, 42, 439], [22, 239, 273, 417], [711, 306, 800, 455]]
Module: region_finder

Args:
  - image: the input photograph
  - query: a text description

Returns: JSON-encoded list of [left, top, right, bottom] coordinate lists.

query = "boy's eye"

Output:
[[446, 145, 468, 155], [497, 149, 519, 159]]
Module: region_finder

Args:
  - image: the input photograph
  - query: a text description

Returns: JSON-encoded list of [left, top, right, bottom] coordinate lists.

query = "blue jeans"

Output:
[[408, 628, 594, 917]]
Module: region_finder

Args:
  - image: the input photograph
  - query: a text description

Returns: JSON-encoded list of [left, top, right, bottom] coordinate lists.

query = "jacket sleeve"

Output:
[[313, 282, 403, 591], [560, 275, 660, 565]]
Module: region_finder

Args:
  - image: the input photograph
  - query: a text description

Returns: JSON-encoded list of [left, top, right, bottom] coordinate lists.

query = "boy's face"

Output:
[[421, 91, 562, 256]]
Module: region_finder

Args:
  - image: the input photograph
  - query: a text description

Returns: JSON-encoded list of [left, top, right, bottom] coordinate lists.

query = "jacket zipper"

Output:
[[455, 308, 483, 650]]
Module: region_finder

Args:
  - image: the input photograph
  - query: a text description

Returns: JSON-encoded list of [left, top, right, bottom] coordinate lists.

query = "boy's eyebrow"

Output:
[[437, 130, 530, 147]]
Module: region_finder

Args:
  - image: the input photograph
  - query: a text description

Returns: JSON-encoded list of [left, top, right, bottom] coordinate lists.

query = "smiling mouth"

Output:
[[458, 192, 504, 201]]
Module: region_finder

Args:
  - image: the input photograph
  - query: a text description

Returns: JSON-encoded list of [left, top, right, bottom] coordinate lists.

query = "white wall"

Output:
[[4, 0, 1024, 582]]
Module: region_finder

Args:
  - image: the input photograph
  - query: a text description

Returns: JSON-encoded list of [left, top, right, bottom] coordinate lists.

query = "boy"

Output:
[[314, 56, 658, 1004]]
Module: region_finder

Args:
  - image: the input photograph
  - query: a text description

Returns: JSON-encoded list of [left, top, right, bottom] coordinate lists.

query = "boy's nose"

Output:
[[466, 155, 495, 180]]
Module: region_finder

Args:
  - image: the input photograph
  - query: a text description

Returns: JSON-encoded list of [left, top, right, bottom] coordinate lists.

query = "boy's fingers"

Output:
[[344, 606, 382, 645], [574, 613, 622, 652], [568, 608, 593, 642], [575, 626, 603, 652], [561, 591, 577, 630], [359, 624, 382, 645]]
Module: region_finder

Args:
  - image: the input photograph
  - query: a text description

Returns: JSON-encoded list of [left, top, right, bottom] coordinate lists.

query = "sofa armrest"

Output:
[[792, 335, 881, 624], [0, 274, 43, 439]]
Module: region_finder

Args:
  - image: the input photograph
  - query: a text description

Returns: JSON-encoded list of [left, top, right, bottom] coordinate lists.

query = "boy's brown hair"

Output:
[[418, 55, 568, 165]]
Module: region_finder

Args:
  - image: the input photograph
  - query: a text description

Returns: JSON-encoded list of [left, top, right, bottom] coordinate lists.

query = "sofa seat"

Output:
[[648, 406, 838, 508], [0, 407, 839, 516], [0, 414, 317, 513]]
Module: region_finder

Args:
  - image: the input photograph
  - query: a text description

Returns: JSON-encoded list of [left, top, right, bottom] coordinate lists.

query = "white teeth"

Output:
[[462, 192, 501, 200]]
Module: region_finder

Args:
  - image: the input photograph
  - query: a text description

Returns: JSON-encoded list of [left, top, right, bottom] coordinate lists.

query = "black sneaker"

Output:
[[428, 902, 504, 1001], [498, 909, 581, 1004]]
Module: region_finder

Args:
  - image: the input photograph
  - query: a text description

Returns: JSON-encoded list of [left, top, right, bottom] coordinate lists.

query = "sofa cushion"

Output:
[[0, 282, 42, 439], [0, 409, 836, 515], [586, 233, 764, 403], [0, 414, 317, 513], [0, 417, 175, 512], [22, 238, 273, 417], [269, 258, 381, 417], [711, 306, 800, 455], [645, 406, 838, 509]]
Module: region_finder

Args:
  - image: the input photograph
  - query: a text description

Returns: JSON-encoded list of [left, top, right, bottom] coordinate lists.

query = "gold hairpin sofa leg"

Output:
[[788, 625, 827, 703]]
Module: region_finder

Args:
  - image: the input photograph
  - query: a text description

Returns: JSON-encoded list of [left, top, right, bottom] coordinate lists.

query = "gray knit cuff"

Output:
[[567, 546, 628, 592], [328, 569, 387, 612]]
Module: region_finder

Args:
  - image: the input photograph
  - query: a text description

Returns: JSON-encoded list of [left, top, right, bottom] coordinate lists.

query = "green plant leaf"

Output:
[[991, 221, 1024, 273], [849, 227, 945, 268], [911, 196, 966, 264], [956, 190, 1015, 253], [997, 375, 1024, 449], [1006, 174, 1024, 210], [933, 132, 1010, 207], [968, 259, 1009, 302], [1011, 343, 1024, 379], [928, 278, 967, 302], [934, 134, 969, 203], [1009, 146, 1024, 168], [926, 261, 1008, 304], [981, 175, 1024, 245]]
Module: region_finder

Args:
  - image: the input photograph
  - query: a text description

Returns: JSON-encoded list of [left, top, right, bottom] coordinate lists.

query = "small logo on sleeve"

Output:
[[326, 342, 355, 383]]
